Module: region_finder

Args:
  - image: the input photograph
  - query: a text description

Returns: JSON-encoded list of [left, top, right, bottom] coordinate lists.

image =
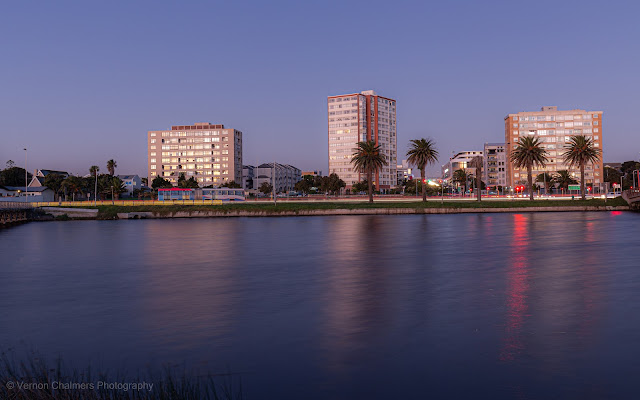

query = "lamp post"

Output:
[[23, 148, 28, 203]]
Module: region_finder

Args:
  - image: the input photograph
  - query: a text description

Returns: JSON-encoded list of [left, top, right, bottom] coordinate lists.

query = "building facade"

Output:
[[505, 107, 603, 188], [147, 123, 242, 187], [442, 151, 484, 182], [254, 163, 301, 193], [483, 143, 507, 188], [397, 159, 414, 185], [117, 175, 142, 194], [328, 90, 397, 191], [242, 165, 255, 190]]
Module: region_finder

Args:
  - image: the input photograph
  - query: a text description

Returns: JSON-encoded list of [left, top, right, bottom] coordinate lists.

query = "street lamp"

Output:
[[23, 148, 27, 203]]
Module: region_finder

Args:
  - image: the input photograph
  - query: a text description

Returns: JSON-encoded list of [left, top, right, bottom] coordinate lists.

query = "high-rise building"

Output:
[[147, 123, 242, 187], [328, 90, 397, 192], [483, 143, 507, 188], [505, 107, 603, 189]]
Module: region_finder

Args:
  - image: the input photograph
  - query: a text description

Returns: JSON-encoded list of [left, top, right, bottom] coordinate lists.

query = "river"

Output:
[[1, 212, 639, 399]]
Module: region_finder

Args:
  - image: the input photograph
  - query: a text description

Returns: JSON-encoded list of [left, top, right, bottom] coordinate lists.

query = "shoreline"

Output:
[[35, 200, 632, 220]]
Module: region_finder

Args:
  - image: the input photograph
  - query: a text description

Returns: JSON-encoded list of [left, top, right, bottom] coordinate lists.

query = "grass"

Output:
[[0, 352, 242, 400], [83, 197, 629, 219]]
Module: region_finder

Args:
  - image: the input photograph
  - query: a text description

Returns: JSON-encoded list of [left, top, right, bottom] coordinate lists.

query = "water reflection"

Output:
[[500, 214, 531, 362], [139, 220, 242, 353], [321, 216, 392, 373], [1, 212, 640, 399]]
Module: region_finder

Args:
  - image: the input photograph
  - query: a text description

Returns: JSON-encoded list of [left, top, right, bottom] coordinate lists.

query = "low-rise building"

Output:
[[0, 186, 55, 202], [242, 165, 255, 190], [442, 151, 484, 183], [397, 159, 414, 185], [29, 169, 70, 187], [301, 170, 322, 177], [254, 163, 301, 193], [117, 175, 142, 195]]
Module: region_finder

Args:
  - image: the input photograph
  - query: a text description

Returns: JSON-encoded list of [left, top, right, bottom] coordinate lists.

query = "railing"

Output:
[[32, 200, 225, 207], [0, 201, 33, 209], [625, 189, 640, 200]]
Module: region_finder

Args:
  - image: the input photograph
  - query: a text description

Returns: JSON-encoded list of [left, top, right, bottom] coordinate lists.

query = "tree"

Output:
[[0, 166, 31, 187], [151, 176, 173, 189], [509, 136, 549, 201], [406, 138, 439, 202], [351, 180, 373, 193], [323, 173, 346, 196], [89, 165, 100, 176], [351, 140, 388, 203], [553, 170, 578, 191], [44, 173, 65, 201], [452, 169, 469, 193], [178, 176, 199, 188], [141, 177, 148, 187], [220, 180, 242, 188], [561, 135, 602, 200], [294, 179, 311, 194], [106, 159, 118, 176], [62, 175, 84, 201], [259, 182, 273, 195], [470, 156, 483, 201], [109, 176, 127, 199], [535, 172, 554, 194]]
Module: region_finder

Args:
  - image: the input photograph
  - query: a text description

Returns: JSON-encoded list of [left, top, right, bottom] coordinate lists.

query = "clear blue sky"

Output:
[[2, 0, 639, 177]]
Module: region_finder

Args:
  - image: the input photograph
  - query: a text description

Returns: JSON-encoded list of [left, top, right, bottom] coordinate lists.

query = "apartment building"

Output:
[[505, 107, 603, 188], [441, 151, 483, 182], [254, 163, 301, 193], [328, 90, 397, 192], [483, 143, 507, 188], [147, 123, 242, 187]]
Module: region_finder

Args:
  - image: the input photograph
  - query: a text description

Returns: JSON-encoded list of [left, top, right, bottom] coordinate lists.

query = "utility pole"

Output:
[[24, 148, 28, 203]]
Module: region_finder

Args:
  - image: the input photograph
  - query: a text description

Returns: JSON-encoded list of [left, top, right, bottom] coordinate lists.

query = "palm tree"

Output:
[[470, 156, 483, 201], [553, 170, 578, 192], [106, 159, 117, 176], [452, 168, 469, 194], [561, 135, 602, 200], [351, 140, 388, 203], [535, 172, 554, 194], [509, 136, 549, 200], [406, 138, 439, 202]]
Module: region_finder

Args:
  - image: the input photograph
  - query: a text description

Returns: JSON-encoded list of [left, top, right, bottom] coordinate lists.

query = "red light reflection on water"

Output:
[[611, 211, 623, 216], [500, 214, 530, 362]]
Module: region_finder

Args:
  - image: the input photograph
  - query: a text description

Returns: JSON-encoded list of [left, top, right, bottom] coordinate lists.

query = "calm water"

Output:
[[1, 212, 640, 399]]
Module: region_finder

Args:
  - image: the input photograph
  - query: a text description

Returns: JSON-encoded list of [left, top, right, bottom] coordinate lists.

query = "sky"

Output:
[[1, 0, 639, 177]]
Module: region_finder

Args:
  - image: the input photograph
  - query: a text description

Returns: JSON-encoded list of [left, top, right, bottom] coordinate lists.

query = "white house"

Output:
[[117, 175, 142, 195]]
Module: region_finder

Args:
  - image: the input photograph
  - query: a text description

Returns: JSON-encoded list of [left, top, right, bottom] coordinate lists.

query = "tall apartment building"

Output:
[[328, 90, 397, 191], [505, 107, 603, 188], [483, 143, 507, 188], [148, 123, 242, 187]]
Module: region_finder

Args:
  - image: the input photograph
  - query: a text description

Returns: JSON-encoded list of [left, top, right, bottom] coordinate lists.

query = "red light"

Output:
[[423, 179, 426, 184]]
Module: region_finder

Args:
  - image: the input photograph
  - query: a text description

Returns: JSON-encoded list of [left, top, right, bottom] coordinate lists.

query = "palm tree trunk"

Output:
[[580, 164, 586, 200], [527, 163, 534, 201], [421, 168, 427, 202], [476, 172, 481, 202], [367, 170, 373, 203]]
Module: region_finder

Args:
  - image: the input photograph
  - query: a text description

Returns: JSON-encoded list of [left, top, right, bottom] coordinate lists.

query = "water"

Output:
[[1, 212, 640, 399]]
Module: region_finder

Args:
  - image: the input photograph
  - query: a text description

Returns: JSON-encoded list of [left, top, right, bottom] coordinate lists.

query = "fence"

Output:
[[0, 200, 33, 209], [30, 200, 224, 207]]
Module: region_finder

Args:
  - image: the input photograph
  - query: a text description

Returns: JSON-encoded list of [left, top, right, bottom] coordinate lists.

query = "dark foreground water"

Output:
[[1, 212, 640, 399]]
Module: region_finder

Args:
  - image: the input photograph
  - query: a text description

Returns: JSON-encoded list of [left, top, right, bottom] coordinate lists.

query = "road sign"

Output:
[[568, 185, 580, 191]]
